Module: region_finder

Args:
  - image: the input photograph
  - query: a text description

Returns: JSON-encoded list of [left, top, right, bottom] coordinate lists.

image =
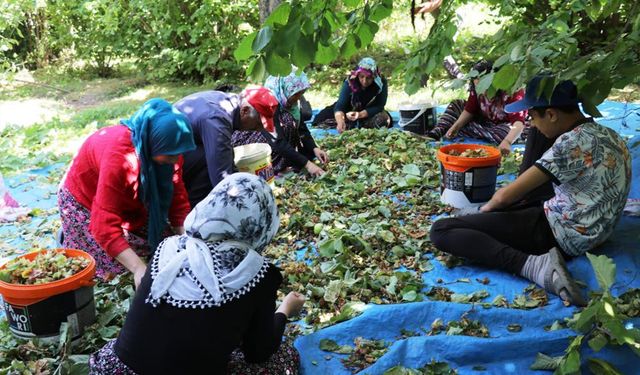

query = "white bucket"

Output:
[[398, 102, 438, 135], [233, 143, 274, 184]]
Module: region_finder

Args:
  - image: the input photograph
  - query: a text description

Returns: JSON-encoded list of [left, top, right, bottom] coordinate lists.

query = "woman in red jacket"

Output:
[[58, 99, 196, 287]]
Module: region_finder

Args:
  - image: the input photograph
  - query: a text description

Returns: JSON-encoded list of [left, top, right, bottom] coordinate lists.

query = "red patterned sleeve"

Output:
[[506, 89, 527, 124], [463, 88, 480, 114], [89, 148, 139, 258]]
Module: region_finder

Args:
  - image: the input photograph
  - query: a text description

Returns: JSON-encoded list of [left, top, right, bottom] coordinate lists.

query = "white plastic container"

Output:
[[233, 143, 275, 184]]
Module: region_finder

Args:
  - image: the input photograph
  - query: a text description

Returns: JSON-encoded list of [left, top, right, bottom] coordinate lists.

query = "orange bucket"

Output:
[[0, 248, 95, 306], [0, 249, 96, 340], [436, 144, 501, 207], [436, 144, 501, 172]]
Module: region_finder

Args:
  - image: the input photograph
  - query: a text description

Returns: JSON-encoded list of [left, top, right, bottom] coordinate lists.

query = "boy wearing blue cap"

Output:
[[430, 75, 631, 307]]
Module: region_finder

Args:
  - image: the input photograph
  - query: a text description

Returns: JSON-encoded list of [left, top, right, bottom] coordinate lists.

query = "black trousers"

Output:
[[519, 127, 556, 204], [429, 206, 561, 274]]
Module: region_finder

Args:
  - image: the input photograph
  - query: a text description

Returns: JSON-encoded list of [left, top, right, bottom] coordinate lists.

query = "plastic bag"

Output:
[[0, 172, 30, 222]]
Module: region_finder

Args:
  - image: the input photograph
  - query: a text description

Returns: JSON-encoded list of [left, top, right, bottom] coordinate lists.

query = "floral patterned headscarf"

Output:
[[147, 173, 279, 308], [264, 71, 311, 121], [348, 57, 383, 94]]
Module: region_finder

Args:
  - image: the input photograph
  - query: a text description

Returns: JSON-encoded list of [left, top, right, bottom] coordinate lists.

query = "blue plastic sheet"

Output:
[[0, 164, 61, 257], [295, 214, 640, 374], [295, 101, 640, 374], [309, 100, 640, 141]]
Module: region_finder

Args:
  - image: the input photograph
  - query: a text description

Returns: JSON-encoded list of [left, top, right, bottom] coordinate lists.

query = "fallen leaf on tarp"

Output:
[[512, 285, 549, 309], [341, 337, 388, 373], [384, 360, 457, 374], [545, 320, 566, 331], [507, 324, 522, 332], [408, 230, 428, 239], [616, 288, 640, 317], [399, 328, 420, 339], [444, 318, 490, 337], [319, 339, 354, 354], [492, 295, 509, 307], [530, 353, 562, 370]]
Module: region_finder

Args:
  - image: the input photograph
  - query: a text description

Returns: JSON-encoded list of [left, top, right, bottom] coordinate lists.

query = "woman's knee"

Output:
[[378, 111, 391, 127]]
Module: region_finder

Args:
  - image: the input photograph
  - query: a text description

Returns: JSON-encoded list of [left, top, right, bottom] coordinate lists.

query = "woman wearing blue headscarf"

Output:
[[231, 71, 329, 177], [59, 99, 196, 288]]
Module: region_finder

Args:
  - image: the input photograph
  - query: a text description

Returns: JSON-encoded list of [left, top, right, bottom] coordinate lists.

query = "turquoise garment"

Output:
[[121, 98, 196, 252], [264, 71, 311, 121]]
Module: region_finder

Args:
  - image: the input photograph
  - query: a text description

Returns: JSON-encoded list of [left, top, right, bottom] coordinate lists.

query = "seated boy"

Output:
[[430, 75, 632, 306]]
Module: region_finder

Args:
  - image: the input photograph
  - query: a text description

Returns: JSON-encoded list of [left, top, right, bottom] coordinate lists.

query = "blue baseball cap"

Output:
[[505, 75, 580, 113]]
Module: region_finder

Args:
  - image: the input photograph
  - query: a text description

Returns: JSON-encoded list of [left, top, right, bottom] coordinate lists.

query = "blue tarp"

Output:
[[294, 213, 640, 374], [298, 100, 640, 374], [1, 100, 639, 374], [309, 100, 640, 141]]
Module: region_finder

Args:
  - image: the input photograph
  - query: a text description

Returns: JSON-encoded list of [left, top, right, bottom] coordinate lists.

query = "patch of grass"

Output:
[[0, 79, 209, 176]]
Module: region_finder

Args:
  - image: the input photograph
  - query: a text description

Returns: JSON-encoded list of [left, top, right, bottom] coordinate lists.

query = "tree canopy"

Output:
[[2, 0, 639, 115], [1, 0, 259, 80], [235, 0, 640, 115]]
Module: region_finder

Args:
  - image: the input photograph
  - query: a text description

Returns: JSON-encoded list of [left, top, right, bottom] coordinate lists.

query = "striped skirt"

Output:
[[428, 99, 513, 144]]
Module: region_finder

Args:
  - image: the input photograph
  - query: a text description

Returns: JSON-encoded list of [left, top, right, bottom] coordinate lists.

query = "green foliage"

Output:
[[2, 0, 259, 81], [270, 129, 447, 329], [531, 253, 640, 373], [384, 360, 457, 374], [110, 0, 259, 80], [234, 0, 393, 82], [0, 0, 46, 74], [240, 0, 640, 114], [400, 0, 462, 94], [46, 0, 132, 77], [432, 0, 640, 115], [482, 0, 640, 116]]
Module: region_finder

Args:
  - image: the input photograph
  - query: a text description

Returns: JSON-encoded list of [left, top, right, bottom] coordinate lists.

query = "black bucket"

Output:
[[398, 104, 437, 135], [3, 286, 96, 341], [436, 144, 502, 207], [440, 164, 499, 203]]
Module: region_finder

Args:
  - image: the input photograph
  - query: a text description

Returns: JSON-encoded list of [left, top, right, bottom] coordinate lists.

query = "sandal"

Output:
[[544, 247, 587, 307]]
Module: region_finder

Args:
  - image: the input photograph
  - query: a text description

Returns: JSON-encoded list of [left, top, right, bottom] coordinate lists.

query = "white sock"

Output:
[[520, 253, 551, 287], [521, 251, 570, 301]]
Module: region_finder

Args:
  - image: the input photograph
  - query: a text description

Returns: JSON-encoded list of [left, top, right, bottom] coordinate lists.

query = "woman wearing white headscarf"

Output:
[[89, 173, 305, 375]]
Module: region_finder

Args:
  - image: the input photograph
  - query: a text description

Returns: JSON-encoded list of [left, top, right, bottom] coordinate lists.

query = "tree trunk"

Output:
[[259, 0, 281, 23]]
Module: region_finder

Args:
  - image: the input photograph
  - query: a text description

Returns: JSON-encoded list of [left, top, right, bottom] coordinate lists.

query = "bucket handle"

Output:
[[398, 107, 428, 128]]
